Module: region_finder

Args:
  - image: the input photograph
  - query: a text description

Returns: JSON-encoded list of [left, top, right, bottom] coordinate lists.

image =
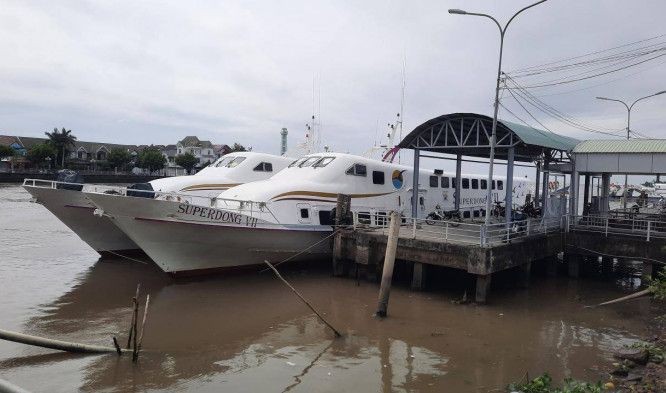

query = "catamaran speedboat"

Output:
[[84, 152, 531, 275], [23, 152, 292, 256]]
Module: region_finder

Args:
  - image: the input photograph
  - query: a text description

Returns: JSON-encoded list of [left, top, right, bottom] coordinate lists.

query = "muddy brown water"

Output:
[[0, 184, 662, 392]]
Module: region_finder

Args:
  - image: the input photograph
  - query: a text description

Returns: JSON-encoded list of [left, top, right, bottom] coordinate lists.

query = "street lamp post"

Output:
[[449, 1, 548, 226], [596, 90, 666, 209]]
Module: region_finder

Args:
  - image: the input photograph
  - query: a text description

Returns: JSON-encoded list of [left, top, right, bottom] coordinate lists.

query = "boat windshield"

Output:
[[288, 157, 307, 168], [313, 157, 335, 168], [214, 156, 235, 167], [226, 157, 246, 168], [298, 157, 321, 168]]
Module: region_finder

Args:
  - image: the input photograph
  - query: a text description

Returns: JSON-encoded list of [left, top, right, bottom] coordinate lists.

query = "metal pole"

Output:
[[534, 161, 541, 208], [411, 149, 420, 219], [455, 153, 462, 210], [542, 155, 549, 215], [505, 146, 514, 229], [623, 107, 630, 209]]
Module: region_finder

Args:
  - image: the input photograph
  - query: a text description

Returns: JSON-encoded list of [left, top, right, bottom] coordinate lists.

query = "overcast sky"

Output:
[[1, 0, 664, 167]]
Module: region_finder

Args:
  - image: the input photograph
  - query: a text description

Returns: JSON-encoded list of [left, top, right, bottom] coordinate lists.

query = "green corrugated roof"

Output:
[[499, 120, 581, 152], [573, 139, 666, 153]]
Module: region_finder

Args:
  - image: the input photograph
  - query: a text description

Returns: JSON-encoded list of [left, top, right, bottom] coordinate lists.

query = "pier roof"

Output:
[[398, 113, 579, 162]]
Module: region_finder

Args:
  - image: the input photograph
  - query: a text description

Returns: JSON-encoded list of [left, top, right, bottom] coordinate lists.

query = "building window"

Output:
[[429, 176, 438, 188], [373, 171, 385, 185], [346, 164, 367, 176], [462, 178, 470, 189], [481, 179, 487, 190], [472, 179, 478, 189], [441, 177, 450, 188], [498, 180, 504, 190]]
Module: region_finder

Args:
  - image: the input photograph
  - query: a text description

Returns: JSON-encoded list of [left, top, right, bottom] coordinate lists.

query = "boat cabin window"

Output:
[[253, 162, 273, 172], [358, 212, 371, 225], [481, 179, 487, 190], [288, 157, 307, 168], [300, 208, 309, 219], [314, 157, 335, 168], [214, 156, 234, 167], [346, 164, 367, 177], [497, 180, 504, 190], [452, 177, 457, 189], [492, 180, 496, 190], [429, 176, 438, 188], [373, 171, 385, 185], [462, 178, 470, 189], [473, 210, 480, 218], [226, 157, 246, 168], [299, 157, 321, 168], [463, 211, 471, 219], [472, 179, 479, 189], [441, 177, 450, 188]]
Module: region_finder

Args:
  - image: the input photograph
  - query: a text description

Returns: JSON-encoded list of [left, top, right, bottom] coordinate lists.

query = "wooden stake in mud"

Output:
[[585, 288, 651, 308], [263, 260, 342, 337], [126, 284, 140, 349], [133, 294, 150, 362], [375, 211, 401, 318], [0, 328, 129, 354]]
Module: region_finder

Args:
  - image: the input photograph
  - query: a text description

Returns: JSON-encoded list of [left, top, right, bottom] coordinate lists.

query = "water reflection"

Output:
[[0, 185, 659, 392]]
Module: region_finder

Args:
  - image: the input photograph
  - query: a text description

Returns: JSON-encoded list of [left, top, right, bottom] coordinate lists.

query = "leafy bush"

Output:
[[648, 267, 666, 301], [507, 373, 602, 393]]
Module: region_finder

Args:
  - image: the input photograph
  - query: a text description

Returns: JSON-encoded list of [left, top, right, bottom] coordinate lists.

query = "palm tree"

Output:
[[45, 128, 77, 168]]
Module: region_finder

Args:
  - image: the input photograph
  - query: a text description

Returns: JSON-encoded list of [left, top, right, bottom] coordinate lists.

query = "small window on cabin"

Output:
[[253, 162, 273, 172], [463, 211, 471, 219], [452, 177, 457, 189], [373, 171, 385, 185], [314, 157, 335, 168], [492, 181, 496, 190], [358, 212, 371, 224], [481, 179, 487, 190], [473, 210, 480, 218], [419, 196, 425, 206], [300, 208, 309, 219], [429, 176, 438, 188], [226, 157, 246, 168], [441, 177, 450, 188], [472, 179, 479, 189], [462, 178, 470, 189], [299, 157, 321, 168], [498, 180, 504, 190], [346, 164, 367, 176], [376, 211, 388, 226]]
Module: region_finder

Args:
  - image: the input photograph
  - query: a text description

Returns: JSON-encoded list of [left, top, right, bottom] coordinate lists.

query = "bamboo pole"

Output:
[[134, 294, 150, 361], [263, 260, 341, 337], [0, 328, 130, 354], [126, 284, 140, 349], [375, 211, 401, 317], [585, 289, 651, 308]]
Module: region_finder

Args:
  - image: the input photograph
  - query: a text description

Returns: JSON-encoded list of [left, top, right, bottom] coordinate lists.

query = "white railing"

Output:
[[351, 211, 565, 247], [22, 178, 278, 221], [569, 214, 666, 242]]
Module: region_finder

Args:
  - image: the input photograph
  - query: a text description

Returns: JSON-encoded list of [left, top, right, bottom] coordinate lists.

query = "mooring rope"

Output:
[[567, 244, 666, 266], [100, 249, 150, 265]]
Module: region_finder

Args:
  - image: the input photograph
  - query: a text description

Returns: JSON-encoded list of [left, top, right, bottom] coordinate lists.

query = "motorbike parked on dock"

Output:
[[425, 204, 462, 227]]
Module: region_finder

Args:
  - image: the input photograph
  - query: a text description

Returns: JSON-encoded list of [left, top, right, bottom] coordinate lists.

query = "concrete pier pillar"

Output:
[[355, 240, 370, 265], [411, 262, 426, 291], [567, 255, 581, 279], [517, 262, 531, 288], [475, 274, 492, 304], [332, 232, 346, 277]]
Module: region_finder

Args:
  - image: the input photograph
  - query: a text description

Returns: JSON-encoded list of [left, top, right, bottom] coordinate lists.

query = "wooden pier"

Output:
[[332, 213, 666, 303]]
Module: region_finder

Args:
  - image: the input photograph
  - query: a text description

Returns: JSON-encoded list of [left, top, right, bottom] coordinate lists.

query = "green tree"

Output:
[[0, 145, 14, 159], [27, 143, 57, 167], [44, 127, 76, 168], [107, 148, 132, 171], [175, 152, 198, 174], [231, 143, 247, 152], [137, 146, 166, 173]]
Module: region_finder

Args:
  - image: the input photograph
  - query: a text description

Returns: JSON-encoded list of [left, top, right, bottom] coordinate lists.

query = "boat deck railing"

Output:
[[22, 178, 279, 222]]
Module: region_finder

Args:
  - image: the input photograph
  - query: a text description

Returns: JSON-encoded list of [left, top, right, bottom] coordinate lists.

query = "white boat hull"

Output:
[[23, 185, 140, 253], [85, 192, 332, 275]]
